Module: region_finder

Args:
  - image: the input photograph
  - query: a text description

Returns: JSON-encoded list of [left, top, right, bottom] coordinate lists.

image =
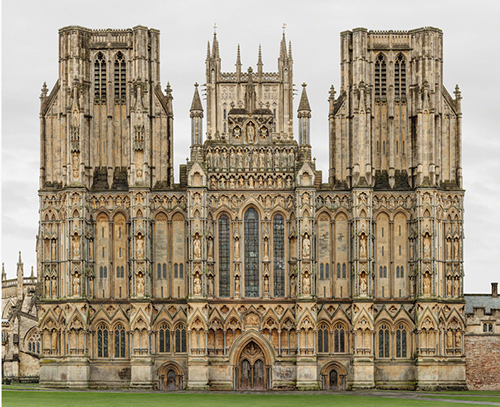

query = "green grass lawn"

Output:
[[2, 391, 496, 407], [419, 394, 500, 402]]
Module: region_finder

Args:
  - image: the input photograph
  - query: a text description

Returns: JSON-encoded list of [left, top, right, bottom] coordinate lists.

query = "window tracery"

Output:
[[219, 214, 230, 297], [375, 53, 387, 98], [378, 323, 390, 358], [244, 208, 259, 298], [114, 323, 126, 358], [273, 214, 285, 297], [94, 52, 106, 102], [97, 323, 109, 358]]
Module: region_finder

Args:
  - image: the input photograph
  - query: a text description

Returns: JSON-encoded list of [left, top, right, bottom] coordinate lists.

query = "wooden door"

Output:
[[329, 369, 338, 390], [254, 359, 264, 390], [241, 360, 251, 390], [167, 370, 176, 391]]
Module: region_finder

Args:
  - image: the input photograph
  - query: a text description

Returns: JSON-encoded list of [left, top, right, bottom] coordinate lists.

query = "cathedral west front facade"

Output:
[[37, 25, 466, 390]]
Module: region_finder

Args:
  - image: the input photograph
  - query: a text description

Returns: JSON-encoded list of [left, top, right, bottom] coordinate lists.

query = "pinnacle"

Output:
[[190, 83, 203, 112], [298, 83, 311, 112]]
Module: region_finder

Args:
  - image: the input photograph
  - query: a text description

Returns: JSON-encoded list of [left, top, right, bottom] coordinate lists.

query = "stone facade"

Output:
[[37, 25, 466, 390], [2, 253, 40, 383], [464, 283, 500, 390]]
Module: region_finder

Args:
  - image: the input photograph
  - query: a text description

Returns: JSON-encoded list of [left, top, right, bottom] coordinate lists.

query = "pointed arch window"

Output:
[[114, 51, 126, 102], [395, 53, 406, 99], [378, 323, 390, 358], [395, 323, 407, 358], [334, 323, 345, 353], [219, 214, 230, 297], [28, 332, 41, 354], [375, 53, 387, 98], [175, 324, 187, 353], [114, 324, 126, 358], [318, 323, 329, 353], [273, 214, 285, 297], [159, 323, 171, 353], [94, 52, 107, 102], [244, 208, 259, 298], [97, 323, 109, 358]]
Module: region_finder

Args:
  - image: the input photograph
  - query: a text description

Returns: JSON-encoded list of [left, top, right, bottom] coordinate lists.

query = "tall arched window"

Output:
[[97, 323, 109, 358], [114, 324, 126, 358], [157, 264, 162, 279], [219, 214, 230, 297], [163, 263, 167, 279], [28, 332, 41, 354], [94, 52, 107, 101], [175, 324, 187, 353], [396, 323, 407, 358], [334, 323, 345, 353], [114, 52, 126, 101], [325, 263, 329, 279], [318, 323, 329, 353], [320, 264, 324, 280], [273, 214, 285, 297], [378, 323, 390, 358], [375, 53, 387, 98], [159, 323, 171, 353], [337, 263, 341, 278], [395, 53, 406, 99], [244, 208, 259, 298]]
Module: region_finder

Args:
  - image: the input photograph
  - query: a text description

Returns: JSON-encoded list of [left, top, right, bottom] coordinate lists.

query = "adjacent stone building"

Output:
[[2, 253, 40, 382], [37, 25, 465, 390], [465, 282, 500, 390]]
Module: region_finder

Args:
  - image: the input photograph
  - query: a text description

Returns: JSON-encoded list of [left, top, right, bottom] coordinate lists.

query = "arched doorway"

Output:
[[158, 362, 184, 391], [238, 341, 267, 390], [321, 362, 347, 391]]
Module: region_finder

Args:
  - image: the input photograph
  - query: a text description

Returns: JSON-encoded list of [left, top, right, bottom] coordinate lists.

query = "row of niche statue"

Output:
[[205, 147, 295, 172], [210, 174, 294, 189]]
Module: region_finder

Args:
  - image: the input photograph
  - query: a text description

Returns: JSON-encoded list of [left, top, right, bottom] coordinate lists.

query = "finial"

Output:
[[329, 85, 336, 100], [236, 44, 241, 67], [194, 82, 199, 88], [257, 44, 263, 66], [31, 266, 34, 277], [282, 23, 287, 35], [40, 82, 48, 99], [288, 41, 292, 60], [207, 41, 211, 59], [454, 84, 462, 99], [213, 23, 218, 34], [18, 251, 22, 263], [302, 82, 307, 88]]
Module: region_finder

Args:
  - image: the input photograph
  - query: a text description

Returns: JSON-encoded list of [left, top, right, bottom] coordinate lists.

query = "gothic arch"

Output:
[[229, 329, 275, 366], [158, 361, 184, 391], [320, 361, 348, 390]]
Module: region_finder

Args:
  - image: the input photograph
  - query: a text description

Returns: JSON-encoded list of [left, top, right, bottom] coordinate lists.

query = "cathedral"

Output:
[[37, 25, 466, 390]]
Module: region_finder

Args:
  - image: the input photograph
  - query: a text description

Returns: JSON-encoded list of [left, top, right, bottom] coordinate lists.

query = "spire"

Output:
[[18, 251, 22, 264], [257, 44, 263, 66], [288, 40, 292, 60], [2, 263, 6, 281], [16, 252, 23, 300], [280, 32, 287, 59], [190, 83, 203, 113], [212, 24, 220, 59], [298, 83, 311, 112], [206, 41, 211, 60], [31, 266, 34, 278], [236, 44, 242, 70], [328, 85, 336, 116]]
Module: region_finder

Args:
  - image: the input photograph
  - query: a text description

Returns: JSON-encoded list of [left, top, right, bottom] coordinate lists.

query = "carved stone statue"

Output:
[[446, 238, 452, 259], [264, 275, 269, 293], [137, 235, 144, 259], [447, 276, 452, 297], [72, 234, 80, 258], [207, 238, 214, 261], [455, 331, 462, 348], [137, 272, 145, 296], [302, 234, 311, 258], [235, 275, 240, 293], [208, 274, 214, 296], [45, 277, 50, 296], [290, 274, 297, 297], [424, 234, 431, 258], [454, 239, 459, 259], [302, 272, 311, 295], [447, 330, 453, 348], [264, 237, 269, 260], [359, 234, 367, 258], [454, 277, 460, 297], [359, 272, 367, 294], [234, 237, 240, 260], [193, 235, 201, 258], [73, 272, 80, 296], [193, 273, 202, 295], [423, 272, 431, 296], [51, 239, 57, 260], [247, 124, 255, 143]]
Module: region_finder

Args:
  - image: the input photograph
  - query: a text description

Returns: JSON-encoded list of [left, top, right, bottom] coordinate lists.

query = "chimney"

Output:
[[492, 282, 498, 299]]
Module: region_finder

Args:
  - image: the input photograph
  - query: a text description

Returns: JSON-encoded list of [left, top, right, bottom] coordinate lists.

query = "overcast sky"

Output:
[[2, 0, 499, 293]]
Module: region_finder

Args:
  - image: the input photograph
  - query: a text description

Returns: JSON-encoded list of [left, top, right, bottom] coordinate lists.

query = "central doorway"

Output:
[[238, 341, 267, 390]]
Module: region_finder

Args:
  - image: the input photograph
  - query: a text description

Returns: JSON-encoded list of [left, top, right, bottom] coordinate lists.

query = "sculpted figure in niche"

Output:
[[446, 238, 452, 259], [454, 238, 459, 259], [89, 277, 94, 298], [208, 274, 214, 296], [73, 272, 80, 296], [137, 272, 145, 296], [235, 275, 240, 293], [290, 274, 297, 297], [267, 151, 273, 169], [234, 237, 240, 260], [206, 151, 213, 169], [423, 234, 431, 258], [264, 237, 269, 260], [447, 276, 452, 297], [288, 150, 294, 167], [207, 238, 214, 261], [137, 234, 144, 259], [259, 150, 265, 168], [193, 272, 202, 295], [455, 331, 462, 348], [359, 234, 367, 258], [45, 277, 50, 297], [247, 124, 255, 143], [236, 152, 243, 169], [423, 272, 431, 296], [214, 152, 220, 169], [52, 276, 57, 296], [248, 177, 254, 188], [51, 239, 57, 260], [72, 152, 79, 180], [252, 149, 258, 170], [72, 234, 80, 258], [454, 277, 459, 297], [244, 151, 250, 168], [302, 234, 311, 258], [194, 234, 201, 258], [446, 330, 453, 348], [359, 272, 367, 294], [230, 151, 236, 168], [303, 272, 311, 295], [264, 275, 269, 293]]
